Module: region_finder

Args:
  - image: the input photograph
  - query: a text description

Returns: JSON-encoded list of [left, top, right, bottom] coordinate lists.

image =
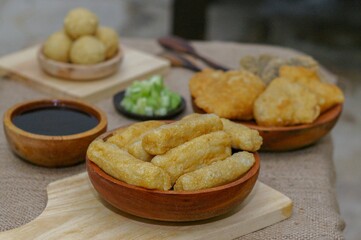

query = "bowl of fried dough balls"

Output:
[[86, 113, 261, 221], [38, 7, 123, 81]]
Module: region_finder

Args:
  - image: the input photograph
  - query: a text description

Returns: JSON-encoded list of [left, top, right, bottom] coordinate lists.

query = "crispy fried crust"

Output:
[[183, 114, 263, 151], [189, 68, 221, 98], [151, 131, 232, 184], [240, 54, 319, 84], [191, 70, 265, 120], [127, 140, 153, 162], [279, 66, 344, 112], [254, 77, 320, 126], [106, 121, 165, 148], [174, 151, 255, 191], [221, 118, 262, 151], [87, 139, 171, 190], [142, 114, 223, 155]]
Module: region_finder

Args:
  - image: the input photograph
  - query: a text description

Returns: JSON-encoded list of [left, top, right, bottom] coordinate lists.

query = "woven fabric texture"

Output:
[[0, 39, 345, 239]]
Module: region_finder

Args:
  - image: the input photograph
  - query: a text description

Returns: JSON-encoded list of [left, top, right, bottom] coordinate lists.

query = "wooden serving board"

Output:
[[0, 45, 170, 102], [0, 172, 292, 240]]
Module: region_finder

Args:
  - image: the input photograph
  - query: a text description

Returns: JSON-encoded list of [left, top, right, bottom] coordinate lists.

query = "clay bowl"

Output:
[[3, 99, 107, 167], [192, 99, 342, 151], [37, 45, 123, 81], [86, 125, 260, 222]]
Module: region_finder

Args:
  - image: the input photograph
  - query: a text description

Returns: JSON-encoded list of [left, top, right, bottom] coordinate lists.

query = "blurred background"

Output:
[[0, 0, 360, 239]]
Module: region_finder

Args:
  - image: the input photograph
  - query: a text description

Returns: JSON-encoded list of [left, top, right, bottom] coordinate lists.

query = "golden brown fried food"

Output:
[[142, 114, 223, 155], [189, 68, 221, 98], [254, 77, 320, 126], [151, 131, 232, 184], [107, 121, 165, 148], [64, 8, 98, 39], [183, 114, 262, 151], [70, 36, 105, 64], [279, 65, 319, 82], [125, 122, 171, 161], [43, 31, 72, 62], [240, 54, 319, 84], [240, 54, 275, 78], [181, 113, 201, 120], [87, 139, 171, 190], [127, 140, 153, 162], [95, 26, 119, 59], [279, 66, 344, 112], [221, 118, 262, 151], [193, 70, 266, 120], [174, 151, 255, 191]]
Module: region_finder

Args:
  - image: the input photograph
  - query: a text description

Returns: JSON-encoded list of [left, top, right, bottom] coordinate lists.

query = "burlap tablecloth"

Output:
[[0, 39, 345, 239]]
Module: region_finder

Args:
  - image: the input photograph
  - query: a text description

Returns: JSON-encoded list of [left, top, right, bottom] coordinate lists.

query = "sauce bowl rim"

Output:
[[4, 98, 107, 141]]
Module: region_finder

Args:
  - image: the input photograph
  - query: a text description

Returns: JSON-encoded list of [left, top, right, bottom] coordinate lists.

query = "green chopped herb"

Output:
[[121, 75, 181, 116]]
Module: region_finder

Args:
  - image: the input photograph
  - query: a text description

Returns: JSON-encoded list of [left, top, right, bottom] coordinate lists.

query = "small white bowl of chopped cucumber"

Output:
[[113, 75, 185, 120]]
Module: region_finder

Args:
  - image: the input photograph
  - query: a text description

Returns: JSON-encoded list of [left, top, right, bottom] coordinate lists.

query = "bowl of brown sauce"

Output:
[[3, 99, 107, 167]]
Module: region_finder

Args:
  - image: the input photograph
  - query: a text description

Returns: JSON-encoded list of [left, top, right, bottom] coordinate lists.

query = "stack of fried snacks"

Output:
[[142, 114, 223, 155], [190, 60, 344, 127], [151, 131, 232, 184], [189, 69, 265, 120], [87, 139, 171, 190], [279, 66, 344, 113], [254, 66, 344, 126], [240, 54, 319, 84], [87, 114, 261, 191]]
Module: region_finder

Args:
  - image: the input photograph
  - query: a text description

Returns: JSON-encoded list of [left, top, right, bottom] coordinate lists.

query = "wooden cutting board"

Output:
[[0, 45, 169, 102], [0, 172, 292, 240]]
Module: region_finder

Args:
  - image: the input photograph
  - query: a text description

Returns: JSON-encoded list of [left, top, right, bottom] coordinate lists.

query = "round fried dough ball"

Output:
[[43, 31, 72, 62], [64, 8, 98, 39], [70, 36, 105, 64], [95, 26, 119, 59]]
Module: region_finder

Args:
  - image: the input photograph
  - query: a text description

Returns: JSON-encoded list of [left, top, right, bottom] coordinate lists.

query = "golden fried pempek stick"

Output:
[[142, 114, 223, 155], [151, 131, 231, 184], [127, 140, 153, 162], [174, 151, 255, 191], [183, 114, 262, 152], [221, 118, 262, 152], [87, 139, 171, 190], [107, 121, 165, 148]]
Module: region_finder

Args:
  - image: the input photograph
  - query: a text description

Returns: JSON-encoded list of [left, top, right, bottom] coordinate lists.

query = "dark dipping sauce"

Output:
[[12, 106, 99, 136]]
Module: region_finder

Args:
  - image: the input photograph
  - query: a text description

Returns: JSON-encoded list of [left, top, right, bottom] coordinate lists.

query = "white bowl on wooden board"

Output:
[[37, 46, 123, 81]]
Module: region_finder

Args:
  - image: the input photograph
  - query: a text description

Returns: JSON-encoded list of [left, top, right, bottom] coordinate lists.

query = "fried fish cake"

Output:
[[240, 54, 319, 84], [151, 131, 232, 184], [174, 151, 255, 191], [142, 113, 223, 155], [183, 114, 262, 152], [240, 54, 275, 78], [127, 140, 153, 162], [279, 66, 344, 112], [221, 118, 262, 151], [107, 121, 165, 148], [189, 68, 221, 98], [87, 139, 171, 190], [193, 70, 265, 120], [254, 77, 320, 126]]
